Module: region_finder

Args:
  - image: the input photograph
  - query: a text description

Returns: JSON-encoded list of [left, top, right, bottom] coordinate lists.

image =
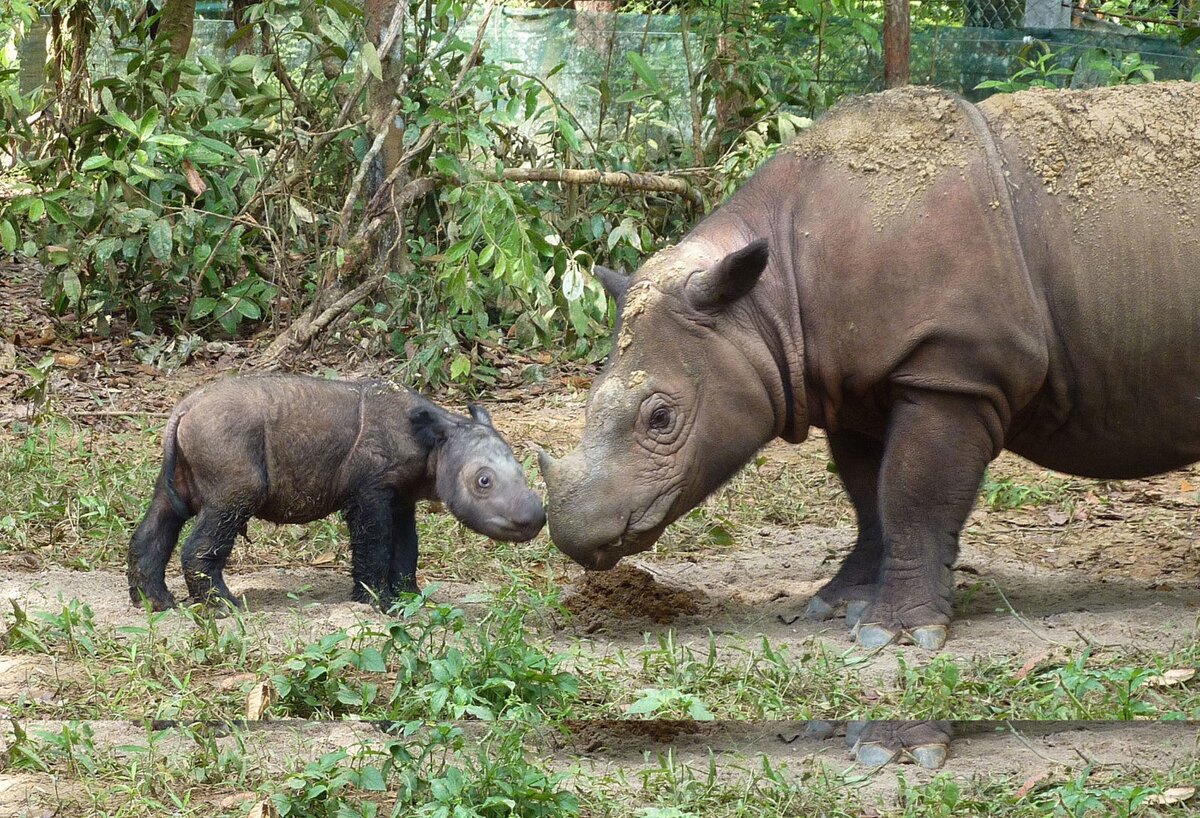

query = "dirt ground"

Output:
[[2, 719, 1197, 816], [3, 259, 1200, 812]]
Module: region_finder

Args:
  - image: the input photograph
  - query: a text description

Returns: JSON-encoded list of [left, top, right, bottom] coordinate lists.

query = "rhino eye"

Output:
[[649, 406, 673, 431], [476, 470, 494, 490]]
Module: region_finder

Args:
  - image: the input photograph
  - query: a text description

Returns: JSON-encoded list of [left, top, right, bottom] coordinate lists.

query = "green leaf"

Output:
[[80, 155, 112, 171], [687, 698, 715, 720], [356, 766, 386, 792], [44, 200, 69, 225], [449, 354, 471, 380], [361, 41, 383, 81], [235, 299, 260, 320], [61, 268, 82, 304], [0, 219, 15, 253], [130, 162, 164, 180], [148, 219, 173, 261], [191, 297, 217, 318], [27, 199, 45, 221], [94, 237, 120, 262], [357, 647, 386, 673], [626, 51, 666, 97], [229, 54, 258, 73], [138, 107, 160, 141], [100, 88, 139, 136], [146, 133, 190, 147], [625, 693, 663, 715]]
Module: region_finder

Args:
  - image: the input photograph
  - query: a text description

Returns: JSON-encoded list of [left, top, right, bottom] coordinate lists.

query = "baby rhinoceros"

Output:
[[127, 374, 545, 611]]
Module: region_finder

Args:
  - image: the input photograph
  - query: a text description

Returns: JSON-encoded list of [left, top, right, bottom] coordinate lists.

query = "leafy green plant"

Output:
[[1, 597, 99, 657], [269, 584, 578, 721], [976, 42, 1075, 92], [626, 687, 716, 720]]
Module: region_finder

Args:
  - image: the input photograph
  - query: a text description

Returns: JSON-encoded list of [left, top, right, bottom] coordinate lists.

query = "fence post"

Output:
[[884, 0, 911, 88]]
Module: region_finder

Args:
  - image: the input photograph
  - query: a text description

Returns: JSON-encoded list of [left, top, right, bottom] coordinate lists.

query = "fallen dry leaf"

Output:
[[246, 680, 273, 721], [183, 159, 208, 196], [217, 672, 257, 691], [1014, 650, 1052, 681], [1180, 478, 1194, 493], [1146, 787, 1195, 806], [248, 800, 277, 818], [219, 792, 258, 809], [54, 352, 82, 367], [1144, 668, 1196, 688], [311, 551, 337, 566], [1014, 771, 1049, 799], [1045, 509, 1069, 526]]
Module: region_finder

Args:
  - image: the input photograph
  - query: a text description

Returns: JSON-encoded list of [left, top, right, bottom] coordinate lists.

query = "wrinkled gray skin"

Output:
[[540, 83, 1200, 652], [128, 374, 544, 611]]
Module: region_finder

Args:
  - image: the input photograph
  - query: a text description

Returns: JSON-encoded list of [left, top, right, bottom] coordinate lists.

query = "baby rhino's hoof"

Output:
[[130, 587, 177, 612]]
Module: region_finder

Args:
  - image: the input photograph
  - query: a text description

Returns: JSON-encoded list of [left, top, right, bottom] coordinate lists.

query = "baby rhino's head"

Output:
[[411, 403, 545, 542]]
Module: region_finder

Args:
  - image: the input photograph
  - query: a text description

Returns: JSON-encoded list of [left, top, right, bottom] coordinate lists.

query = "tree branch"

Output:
[[496, 167, 704, 206]]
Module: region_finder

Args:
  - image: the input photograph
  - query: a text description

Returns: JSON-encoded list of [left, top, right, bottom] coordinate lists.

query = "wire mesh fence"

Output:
[[14, 4, 1200, 142]]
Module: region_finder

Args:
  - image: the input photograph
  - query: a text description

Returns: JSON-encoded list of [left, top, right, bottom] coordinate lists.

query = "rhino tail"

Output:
[[161, 402, 193, 519]]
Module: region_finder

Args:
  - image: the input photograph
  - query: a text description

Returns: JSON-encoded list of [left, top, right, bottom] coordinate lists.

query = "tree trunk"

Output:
[[884, 0, 910, 89], [156, 0, 196, 62], [364, 0, 405, 266]]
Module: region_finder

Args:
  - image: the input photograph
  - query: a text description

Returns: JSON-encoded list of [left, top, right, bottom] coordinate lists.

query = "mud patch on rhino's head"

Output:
[[539, 239, 784, 571]]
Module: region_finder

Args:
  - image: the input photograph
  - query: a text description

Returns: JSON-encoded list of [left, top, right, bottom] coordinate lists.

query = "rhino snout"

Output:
[[538, 446, 635, 569]]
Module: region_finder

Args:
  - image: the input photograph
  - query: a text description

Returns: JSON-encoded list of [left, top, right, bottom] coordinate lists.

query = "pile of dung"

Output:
[[563, 563, 702, 629]]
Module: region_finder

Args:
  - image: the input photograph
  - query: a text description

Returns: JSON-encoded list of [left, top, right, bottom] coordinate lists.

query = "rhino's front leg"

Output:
[[854, 391, 996, 650], [805, 429, 885, 626], [388, 500, 420, 600]]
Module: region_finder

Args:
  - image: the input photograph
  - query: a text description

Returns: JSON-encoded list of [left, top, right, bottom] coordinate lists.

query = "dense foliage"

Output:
[[1, 0, 1196, 384]]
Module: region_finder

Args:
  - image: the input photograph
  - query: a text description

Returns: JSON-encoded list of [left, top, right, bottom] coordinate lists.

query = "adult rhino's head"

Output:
[[539, 237, 807, 570]]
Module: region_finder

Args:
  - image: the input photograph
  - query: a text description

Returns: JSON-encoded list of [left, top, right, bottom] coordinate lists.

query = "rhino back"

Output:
[[765, 87, 1049, 439], [981, 83, 1200, 476], [176, 375, 369, 522]]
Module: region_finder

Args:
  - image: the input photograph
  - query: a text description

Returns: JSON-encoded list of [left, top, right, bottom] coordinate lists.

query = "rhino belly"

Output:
[[1007, 217, 1200, 479]]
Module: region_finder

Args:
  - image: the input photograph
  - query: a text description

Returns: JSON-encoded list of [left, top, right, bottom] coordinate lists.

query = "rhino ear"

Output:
[[467, 402, 493, 428], [593, 265, 631, 301], [410, 407, 451, 449], [685, 238, 769, 311]]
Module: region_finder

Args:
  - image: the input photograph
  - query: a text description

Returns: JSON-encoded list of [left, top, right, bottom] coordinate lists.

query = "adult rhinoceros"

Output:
[[538, 82, 1200, 651]]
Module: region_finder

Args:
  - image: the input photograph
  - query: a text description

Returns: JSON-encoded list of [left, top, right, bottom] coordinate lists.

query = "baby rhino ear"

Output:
[[467, 403, 493, 428], [410, 407, 452, 449]]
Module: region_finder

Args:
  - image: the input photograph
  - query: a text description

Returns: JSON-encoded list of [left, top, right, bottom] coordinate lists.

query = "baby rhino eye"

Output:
[[476, 470, 494, 490], [650, 406, 672, 431]]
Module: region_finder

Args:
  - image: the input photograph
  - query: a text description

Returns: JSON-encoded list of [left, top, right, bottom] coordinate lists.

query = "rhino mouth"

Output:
[[584, 531, 659, 571], [581, 489, 682, 571]]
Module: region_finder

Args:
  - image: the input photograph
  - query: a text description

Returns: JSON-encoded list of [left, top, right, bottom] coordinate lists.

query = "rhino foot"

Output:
[[801, 582, 878, 624], [804, 596, 836, 620], [854, 622, 948, 651], [846, 599, 870, 627], [130, 586, 178, 612], [851, 721, 951, 769]]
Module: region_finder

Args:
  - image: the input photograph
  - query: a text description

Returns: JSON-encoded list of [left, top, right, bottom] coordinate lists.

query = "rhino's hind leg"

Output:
[[854, 391, 996, 651], [850, 720, 952, 769], [181, 508, 247, 609], [388, 500, 420, 601], [128, 474, 189, 611], [345, 487, 396, 608], [804, 430, 885, 625]]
